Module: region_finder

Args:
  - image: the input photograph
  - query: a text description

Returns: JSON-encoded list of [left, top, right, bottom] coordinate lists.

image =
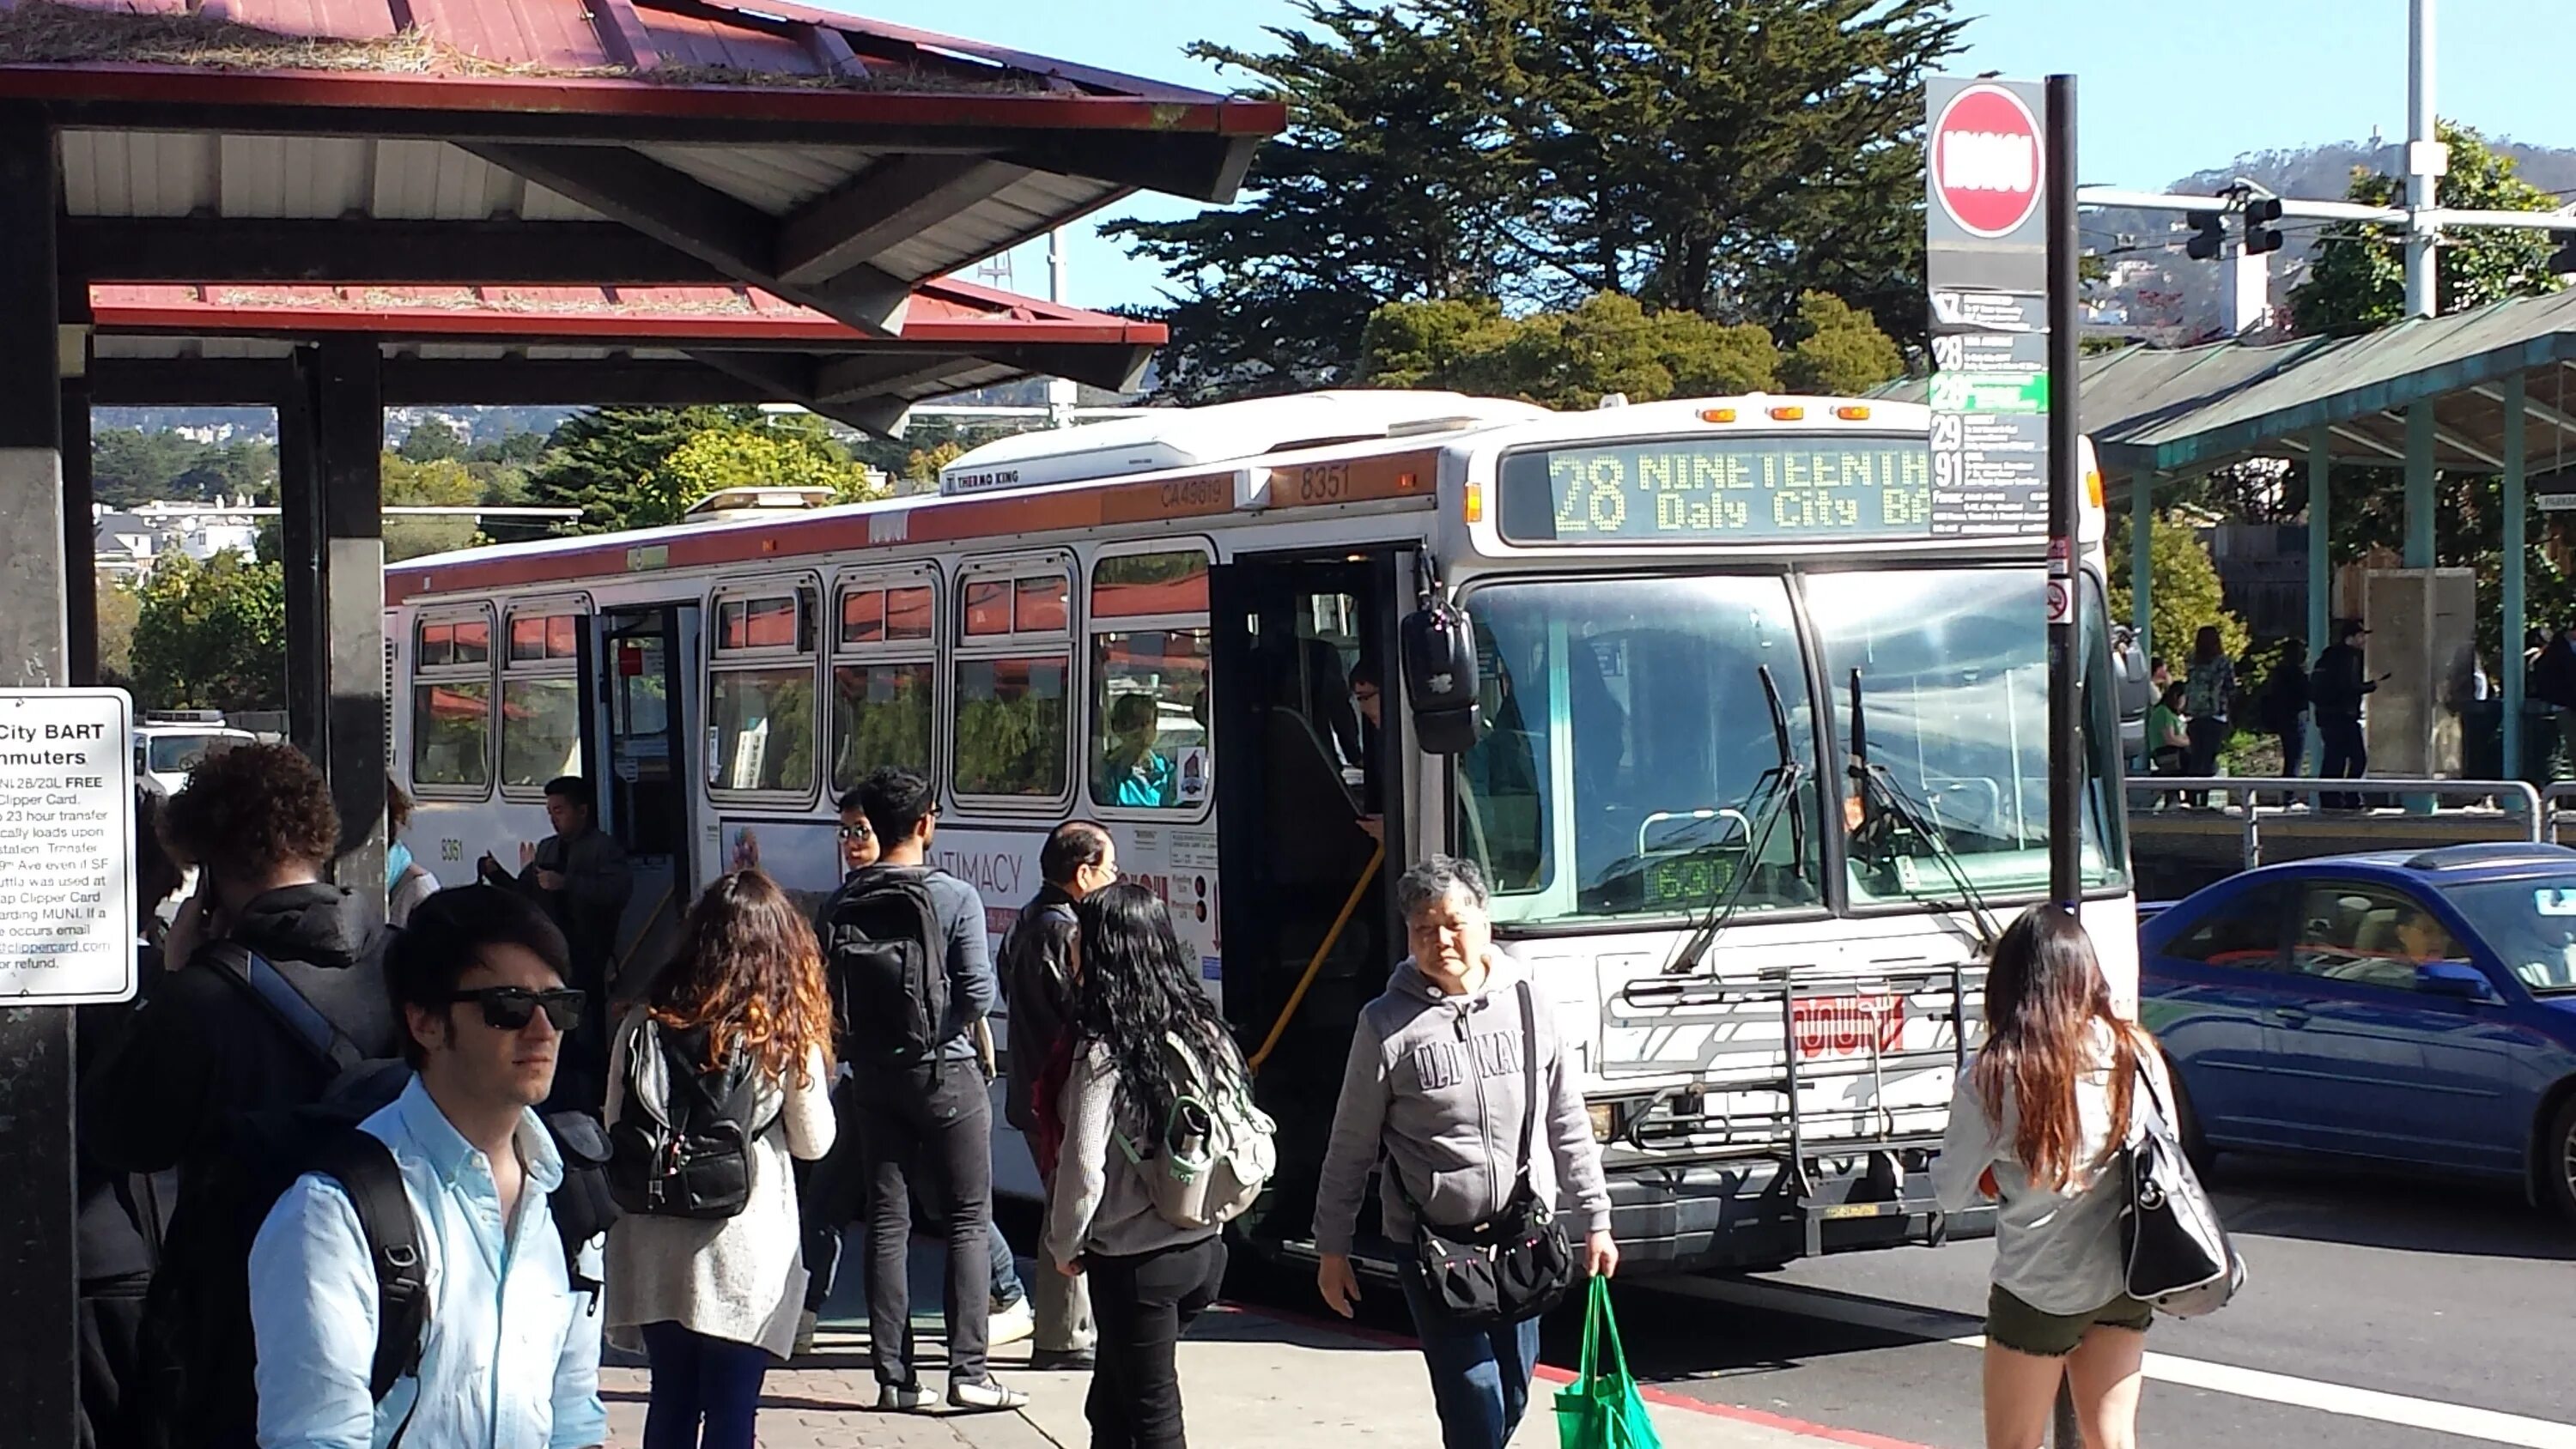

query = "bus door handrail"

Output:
[[1248, 841, 1385, 1075]]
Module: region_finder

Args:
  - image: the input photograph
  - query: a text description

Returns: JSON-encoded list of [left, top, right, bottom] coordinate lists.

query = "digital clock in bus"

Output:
[[1496, 435, 1932, 544]]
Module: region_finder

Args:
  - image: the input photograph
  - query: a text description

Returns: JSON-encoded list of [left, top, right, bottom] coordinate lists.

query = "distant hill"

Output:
[[2084, 138, 2576, 342]]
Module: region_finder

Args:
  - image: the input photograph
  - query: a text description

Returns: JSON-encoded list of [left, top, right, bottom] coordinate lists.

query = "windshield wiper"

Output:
[[1848, 667, 2002, 951], [1666, 664, 1806, 975]]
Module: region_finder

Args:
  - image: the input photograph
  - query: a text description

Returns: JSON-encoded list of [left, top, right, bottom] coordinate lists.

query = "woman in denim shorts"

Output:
[[1935, 906, 2167, 1449]]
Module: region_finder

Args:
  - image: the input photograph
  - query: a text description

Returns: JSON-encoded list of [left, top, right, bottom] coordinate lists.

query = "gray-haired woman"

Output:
[[1311, 855, 1615, 1449]]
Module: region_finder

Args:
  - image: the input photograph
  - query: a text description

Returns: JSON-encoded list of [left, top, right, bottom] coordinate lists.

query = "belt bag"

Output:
[[1398, 979, 1577, 1327]]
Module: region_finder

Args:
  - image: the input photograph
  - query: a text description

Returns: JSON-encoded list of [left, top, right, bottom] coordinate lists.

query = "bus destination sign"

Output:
[[1496, 435, 1934, 545]]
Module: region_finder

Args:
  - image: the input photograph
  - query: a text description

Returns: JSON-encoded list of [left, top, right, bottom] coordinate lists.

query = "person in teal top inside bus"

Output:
[[1102, 694, 1176, 808]]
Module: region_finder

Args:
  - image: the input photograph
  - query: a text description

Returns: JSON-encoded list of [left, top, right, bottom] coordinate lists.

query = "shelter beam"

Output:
[[2404, 402, 2436, 568], [278, 361, 327, 760], [2505, 373, 2528, 780], [0, 101, 78, 1449], [777, 155, 1018, 288], [61, 218, 731, 286]]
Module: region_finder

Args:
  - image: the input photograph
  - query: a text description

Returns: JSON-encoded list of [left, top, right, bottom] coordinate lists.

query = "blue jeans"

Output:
[[1399, 1276, 1543, 1449], [639, 1321, 771, 1449]]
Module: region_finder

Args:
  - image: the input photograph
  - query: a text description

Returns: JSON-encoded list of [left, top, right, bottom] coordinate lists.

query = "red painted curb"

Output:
[[1221, 1301, 1941, 1449]]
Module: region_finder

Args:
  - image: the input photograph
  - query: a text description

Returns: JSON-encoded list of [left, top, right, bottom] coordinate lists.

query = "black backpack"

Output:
[[818, 864, 951, 1079], [140, 945, 615, 1449], [607, 1019, 775, 1220]]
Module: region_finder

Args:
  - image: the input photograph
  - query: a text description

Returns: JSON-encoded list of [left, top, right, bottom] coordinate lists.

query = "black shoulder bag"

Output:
[[1396, 979, 1578, 1326], [2122, 1060, 2243, 1318]]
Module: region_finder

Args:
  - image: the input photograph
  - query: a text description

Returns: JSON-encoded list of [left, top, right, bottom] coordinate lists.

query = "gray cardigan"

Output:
[[1042, 1036, 1224, 1265]]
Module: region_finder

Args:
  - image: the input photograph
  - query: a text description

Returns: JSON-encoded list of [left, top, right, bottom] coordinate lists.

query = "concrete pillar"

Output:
[[2504, 373, 2528, 781], [0, 103, 80, 1449], [2307, 427, 2331, 776], [280, 340, 387, 919]]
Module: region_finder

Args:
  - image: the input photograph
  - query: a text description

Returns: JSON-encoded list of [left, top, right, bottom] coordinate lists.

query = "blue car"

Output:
[[2138, 843, 2576, 1218]]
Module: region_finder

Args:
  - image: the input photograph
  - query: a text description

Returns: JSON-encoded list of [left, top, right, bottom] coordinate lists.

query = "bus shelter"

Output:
[[0, 2, 1274, 1434]]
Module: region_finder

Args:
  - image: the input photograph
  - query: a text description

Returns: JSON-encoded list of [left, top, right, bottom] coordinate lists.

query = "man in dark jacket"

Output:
[[478, 773, 629, 1107], [999, 821, 1118, 1368], [81, 743, 396, 1444], [2531, 624, 2576, 779], [2311, 620, 2381, 809]]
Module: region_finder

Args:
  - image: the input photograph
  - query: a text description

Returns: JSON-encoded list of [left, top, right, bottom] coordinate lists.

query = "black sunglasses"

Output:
[[838, 823, 873, 841], [450, 985, 585, 1033]]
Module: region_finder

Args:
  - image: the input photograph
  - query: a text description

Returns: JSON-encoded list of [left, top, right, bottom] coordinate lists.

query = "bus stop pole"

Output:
[[2045, 74, 2083, 912], [0, 102, 81, 1449]]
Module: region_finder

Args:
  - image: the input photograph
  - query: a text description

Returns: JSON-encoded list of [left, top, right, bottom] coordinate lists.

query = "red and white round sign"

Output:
[[1930, 83, 2044, 239]]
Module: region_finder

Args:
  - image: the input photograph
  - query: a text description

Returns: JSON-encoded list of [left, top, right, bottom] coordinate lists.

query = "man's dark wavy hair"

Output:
[[1069, 882, 1233, 1131]]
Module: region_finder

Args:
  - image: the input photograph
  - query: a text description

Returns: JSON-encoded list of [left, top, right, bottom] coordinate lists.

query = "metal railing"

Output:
[[2124, 775, 2543, 870]]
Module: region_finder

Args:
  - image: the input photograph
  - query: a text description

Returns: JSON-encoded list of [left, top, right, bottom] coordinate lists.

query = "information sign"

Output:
[[0, 688, 137, 1004], [1928, 74, 2051, 541]]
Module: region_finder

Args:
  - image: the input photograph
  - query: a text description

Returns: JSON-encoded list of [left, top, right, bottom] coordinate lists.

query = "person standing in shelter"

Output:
[[2256, 642, 2310, 800], [822, 767, 1024, 1413], [2533, 623, 2576, 779], [2311, 620, 2382, 809], [1043, 883, 1241, 1448], [248, 886, 606, 1449], [1002, 820, 1120, 1371], [1313, 856, 1615, 1449], [605, 870, 836, 1449], [1935, 906, 2166, 1449], [2182, 626, 2234, 791], [82, 743, 399, 1444], [480, 773, 633, 1107]]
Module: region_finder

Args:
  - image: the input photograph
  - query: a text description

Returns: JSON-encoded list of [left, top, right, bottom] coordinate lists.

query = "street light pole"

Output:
[[2046, 74, 2083, 908], [2405, 0, 2443, 318]]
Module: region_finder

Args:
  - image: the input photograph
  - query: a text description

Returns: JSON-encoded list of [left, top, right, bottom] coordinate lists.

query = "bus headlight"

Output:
[[1588, 1102, 1618, 1142]]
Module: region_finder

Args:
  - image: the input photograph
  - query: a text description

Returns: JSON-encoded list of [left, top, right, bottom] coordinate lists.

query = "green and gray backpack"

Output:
[[1118, 1028, 1277, 1230]]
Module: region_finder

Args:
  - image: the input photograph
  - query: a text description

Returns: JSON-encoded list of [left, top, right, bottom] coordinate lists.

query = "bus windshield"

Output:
[[1806, 567, 2125, 906], [1456, 575, 1826, 928]]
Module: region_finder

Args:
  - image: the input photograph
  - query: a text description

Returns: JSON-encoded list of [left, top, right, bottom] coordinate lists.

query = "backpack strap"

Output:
[[1512, 979, 1542, 1193], [206, 943, 367, 1077], [304, 1130, 428, 1404]]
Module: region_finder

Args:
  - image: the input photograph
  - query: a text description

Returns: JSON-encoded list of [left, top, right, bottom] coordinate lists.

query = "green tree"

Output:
[[467, 429, 550, 467], [2288, 121, 2566, 336], [1442, 0, 1961, 340], [2107, 511, 2247, 666], [904, 441, 967, 486], [1779, 290, 1907, 396], [1106, 1, 1532, 400], [1361, 292, 1780, 407], [130, 549, 286, 713], [381, 453, 484, 562], [396, 415, 469, 464], [656, 423, 884, 521], [522, 406, 763, 533], [95, 577, 140, 692]]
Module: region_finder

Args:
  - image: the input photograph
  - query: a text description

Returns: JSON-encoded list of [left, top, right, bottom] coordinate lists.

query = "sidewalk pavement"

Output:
[[599, 1302, 1891, 1449]]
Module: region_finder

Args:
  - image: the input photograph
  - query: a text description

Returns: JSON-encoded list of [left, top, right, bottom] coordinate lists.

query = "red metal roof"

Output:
[[85, 276, 1166, 349]]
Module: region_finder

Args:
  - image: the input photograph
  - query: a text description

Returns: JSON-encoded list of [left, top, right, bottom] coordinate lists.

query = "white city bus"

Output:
[[387, 388, 2134, 1273]]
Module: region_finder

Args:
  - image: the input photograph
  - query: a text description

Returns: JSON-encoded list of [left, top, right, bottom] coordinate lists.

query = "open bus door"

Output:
[[583, 603, 701, 1000], [1208, 547, 1411, 1247]]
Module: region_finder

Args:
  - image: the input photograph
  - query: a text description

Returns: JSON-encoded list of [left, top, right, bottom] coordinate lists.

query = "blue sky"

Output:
[[833, 0, 2575, 312]]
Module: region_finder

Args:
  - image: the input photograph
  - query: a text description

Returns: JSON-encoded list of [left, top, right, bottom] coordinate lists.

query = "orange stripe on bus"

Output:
[[1266, 450, 1437, 508]]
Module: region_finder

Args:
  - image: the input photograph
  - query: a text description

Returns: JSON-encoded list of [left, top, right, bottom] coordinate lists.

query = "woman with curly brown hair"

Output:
[[605, 869, 837, 1449]]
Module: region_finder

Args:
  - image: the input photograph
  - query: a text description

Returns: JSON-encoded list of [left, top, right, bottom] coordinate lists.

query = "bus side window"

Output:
[[411, 609, 494, 793], [708, 585, 820, 799], [1089, 549, 1212, 812], [952, 557, 1074, 802], [832, 572, 939, 791], [500, 604, 585, 791]]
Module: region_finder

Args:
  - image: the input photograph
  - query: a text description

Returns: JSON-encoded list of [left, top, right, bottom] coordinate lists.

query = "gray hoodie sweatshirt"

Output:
[[1313, 953, 1611, 1257]]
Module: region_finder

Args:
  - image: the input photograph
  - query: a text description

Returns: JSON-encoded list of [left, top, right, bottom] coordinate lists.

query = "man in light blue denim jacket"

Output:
[[249, 887, 607, 1449]]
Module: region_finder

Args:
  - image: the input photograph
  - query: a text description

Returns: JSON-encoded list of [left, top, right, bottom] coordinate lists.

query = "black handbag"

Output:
[[1395, 979, 1579, 1327], [2121, 1061, 2243, 1317]]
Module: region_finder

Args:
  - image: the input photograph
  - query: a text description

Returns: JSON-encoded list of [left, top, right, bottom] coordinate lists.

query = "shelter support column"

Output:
[[0, 103, 79, 1449], [2504, 373, 2528, 783], [281, 340, 386, 918], [63, 379, 94, 687], [2131, 471, 2156, 656], [2308, 427, 2331, 776], [2405, 402, 2436, 568]]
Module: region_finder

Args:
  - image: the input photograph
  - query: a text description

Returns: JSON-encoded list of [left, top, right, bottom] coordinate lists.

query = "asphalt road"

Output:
[[1585, 1153, 2576, 1448]]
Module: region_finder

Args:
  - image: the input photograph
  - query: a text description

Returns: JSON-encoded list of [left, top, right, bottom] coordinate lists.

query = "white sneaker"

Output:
[[948, 1377, 1030, 1413], [989, 1297, 1036, 1349], [877, 1383, 934, 1413]]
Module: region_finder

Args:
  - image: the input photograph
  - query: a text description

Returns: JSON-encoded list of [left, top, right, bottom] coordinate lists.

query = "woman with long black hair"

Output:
[[1936, 906, 2166, 1449], [1042, 882, 1237, 1449], [605, 870, 837, 1449]]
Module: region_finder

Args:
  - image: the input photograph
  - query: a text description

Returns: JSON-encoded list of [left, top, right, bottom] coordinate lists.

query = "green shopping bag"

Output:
[[1554, 1276, 1662, 1449]]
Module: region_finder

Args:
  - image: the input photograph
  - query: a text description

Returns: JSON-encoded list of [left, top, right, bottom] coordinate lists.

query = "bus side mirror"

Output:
[[1401, 603, 1481, 755]]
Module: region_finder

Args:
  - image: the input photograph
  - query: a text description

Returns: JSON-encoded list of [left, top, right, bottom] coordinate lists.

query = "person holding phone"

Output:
[[2311, 620, 2383, 809]]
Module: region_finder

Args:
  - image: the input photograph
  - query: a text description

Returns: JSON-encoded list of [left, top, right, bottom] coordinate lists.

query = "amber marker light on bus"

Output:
[[1835, 405, 1872, 421], [1698, 407, 1737, 423], [2087, 470, 2105, 508], [1462, 482, 1485, 523], [1768, 405, 1806, 421]]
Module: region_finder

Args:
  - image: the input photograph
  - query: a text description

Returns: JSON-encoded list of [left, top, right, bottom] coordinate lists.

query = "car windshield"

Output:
[[146, 733, 240, 773], [1804, 568, 2127, 905], [2439, 876, 2576, 994], [1452, 574, 1826, 928]]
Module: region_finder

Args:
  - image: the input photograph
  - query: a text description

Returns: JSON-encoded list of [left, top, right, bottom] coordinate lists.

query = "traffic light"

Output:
[[2185, 209, 2226, 262], [2243, 197, 2286, 256]]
